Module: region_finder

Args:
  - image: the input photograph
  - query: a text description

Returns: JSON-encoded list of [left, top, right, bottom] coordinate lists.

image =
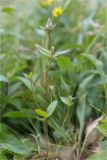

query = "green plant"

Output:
[[17, 18, 72, 159], [0, 1, 107, 159]]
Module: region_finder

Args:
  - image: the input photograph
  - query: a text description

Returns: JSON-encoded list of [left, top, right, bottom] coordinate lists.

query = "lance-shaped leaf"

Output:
[[60, 96, 73, 106], [54, 49, 71, 57], [35, 109, 49, 119], [4, 109, 36, 119], [0, 75, 8, 83], [17, 77, 32, 91], [35, 44, 50, 57], [47, 100, 58, 117], [23, 72, 32, 80]]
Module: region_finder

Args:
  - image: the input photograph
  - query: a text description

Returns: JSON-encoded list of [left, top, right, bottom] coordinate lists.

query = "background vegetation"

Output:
[[0, 0, 107, 159]]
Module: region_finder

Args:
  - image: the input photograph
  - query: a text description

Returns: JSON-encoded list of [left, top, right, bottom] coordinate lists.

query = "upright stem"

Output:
[[44, 31, 54, 158]]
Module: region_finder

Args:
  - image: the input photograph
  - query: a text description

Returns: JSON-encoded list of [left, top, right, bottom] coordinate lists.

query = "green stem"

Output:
[[44, 31, 54, 158], [62, 107, 70, 128]]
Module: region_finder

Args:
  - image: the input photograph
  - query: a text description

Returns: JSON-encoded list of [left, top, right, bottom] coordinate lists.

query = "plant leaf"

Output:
[[17, 77, 32, 91], [35, 109, 49, 119], [0, 134, 31, 155], [47, 100, 58, 117], [4, 109, 36, 119], [54, 49, 71, 57], [0, 75, 8, 83], [35, 44, 50, 57], [57, 56, 73, 72], [60, 96, 73, 106]]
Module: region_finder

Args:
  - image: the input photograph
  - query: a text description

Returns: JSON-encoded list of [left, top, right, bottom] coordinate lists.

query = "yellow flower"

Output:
[[41, 0, 54, 7], [52, 7, 62, 17]]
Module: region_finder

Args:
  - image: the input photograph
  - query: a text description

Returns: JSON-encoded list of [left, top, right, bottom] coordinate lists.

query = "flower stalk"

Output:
[[44, 18, 55, 158]]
